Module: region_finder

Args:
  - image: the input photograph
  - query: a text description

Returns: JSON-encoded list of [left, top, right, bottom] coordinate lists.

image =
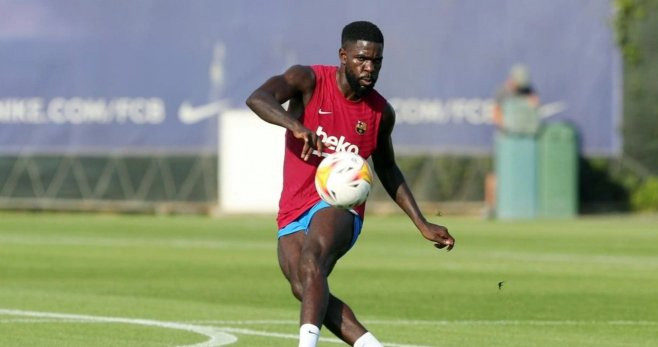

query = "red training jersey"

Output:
[[277, 65, 387, 229]]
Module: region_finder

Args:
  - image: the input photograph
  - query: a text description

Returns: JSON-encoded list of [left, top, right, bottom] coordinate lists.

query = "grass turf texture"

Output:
[[0, 212, 657, 346]]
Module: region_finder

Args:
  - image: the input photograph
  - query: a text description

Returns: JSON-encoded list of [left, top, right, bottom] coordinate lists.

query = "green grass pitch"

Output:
[[0, 211, 657, 346]]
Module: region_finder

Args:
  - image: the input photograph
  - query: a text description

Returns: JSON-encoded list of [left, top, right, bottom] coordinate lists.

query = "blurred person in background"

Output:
[[485, 64, 540, 217], [492, 64, 540, 129]]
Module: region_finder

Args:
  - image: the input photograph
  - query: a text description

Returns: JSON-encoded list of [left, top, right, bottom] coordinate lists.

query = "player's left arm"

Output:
[[371, 103, 455, 251]]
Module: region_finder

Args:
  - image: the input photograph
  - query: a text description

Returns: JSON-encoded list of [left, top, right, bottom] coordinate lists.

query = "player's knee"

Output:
[[299, 256, 322, 276], [290, 281, 303, 301], [298, 254, 325, 284]]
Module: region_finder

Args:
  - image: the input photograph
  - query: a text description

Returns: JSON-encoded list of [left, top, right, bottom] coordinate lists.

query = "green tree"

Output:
[[614, 0, 658, 174]]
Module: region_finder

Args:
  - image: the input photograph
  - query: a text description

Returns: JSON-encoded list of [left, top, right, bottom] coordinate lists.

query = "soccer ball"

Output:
[[314, 151, 373, 208]]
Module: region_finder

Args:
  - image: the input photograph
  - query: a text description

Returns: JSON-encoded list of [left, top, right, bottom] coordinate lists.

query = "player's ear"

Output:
[[338, 47, 347, 65]]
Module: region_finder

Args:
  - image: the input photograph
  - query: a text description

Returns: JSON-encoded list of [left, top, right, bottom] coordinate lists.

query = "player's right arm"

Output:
[[246, 65, 323, 161]]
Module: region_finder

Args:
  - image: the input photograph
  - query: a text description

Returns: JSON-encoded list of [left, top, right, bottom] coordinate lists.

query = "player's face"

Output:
[[340, 40, 383, 97]]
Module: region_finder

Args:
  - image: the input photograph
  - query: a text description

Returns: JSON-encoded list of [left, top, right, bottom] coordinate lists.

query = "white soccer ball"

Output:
[[314, 151, 373, 209]]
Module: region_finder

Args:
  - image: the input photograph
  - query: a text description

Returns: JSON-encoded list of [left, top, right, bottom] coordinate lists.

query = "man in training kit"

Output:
[[246, 21, 455, 347]]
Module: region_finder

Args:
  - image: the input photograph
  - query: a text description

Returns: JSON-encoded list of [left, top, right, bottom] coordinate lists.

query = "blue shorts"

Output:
[[278, 200, 363, 248]]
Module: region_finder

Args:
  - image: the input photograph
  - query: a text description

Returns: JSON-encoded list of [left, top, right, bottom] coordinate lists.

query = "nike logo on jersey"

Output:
[[318, 109, 332, 115]]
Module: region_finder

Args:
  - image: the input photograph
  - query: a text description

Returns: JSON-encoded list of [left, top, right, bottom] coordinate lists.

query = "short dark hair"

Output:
[[341, 21, 384, 47]]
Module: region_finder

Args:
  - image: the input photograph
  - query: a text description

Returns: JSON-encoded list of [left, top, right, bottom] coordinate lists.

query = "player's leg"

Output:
[[323, 294, 369, 344], [277, 205, 380, 345], [301, 208, 383, 346], [297, 207, 355, 327], [279, 233, 368, 344], [277, 232, 324, 346], [277, 231, 306, 301]]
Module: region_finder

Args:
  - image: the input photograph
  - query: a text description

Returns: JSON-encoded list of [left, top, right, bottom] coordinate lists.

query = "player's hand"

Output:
[[292, 125, 324, 161], [420, 222, 455, 251]]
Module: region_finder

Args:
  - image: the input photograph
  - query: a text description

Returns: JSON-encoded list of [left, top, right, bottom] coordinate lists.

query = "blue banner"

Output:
[[0, 0, 620, 155]]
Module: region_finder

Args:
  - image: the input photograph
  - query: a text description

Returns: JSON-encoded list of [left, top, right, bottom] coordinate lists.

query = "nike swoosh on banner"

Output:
[[539, 101, 568, 119], [318, 109, 332, 115], [178, 100, 229, 124]]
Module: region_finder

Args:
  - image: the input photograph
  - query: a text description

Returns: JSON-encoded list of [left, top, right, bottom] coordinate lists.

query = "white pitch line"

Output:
[[215, 327, 433, 347], [0, 311, 433, 347], [214, 327, 342, 343], [363, 319, 658, 326], [190, 318, 658, 326], [0, 235, 270, 250], [6, 310, 655, 347], [0, 309, 237, 347], [0, 318, 90, 323], [190, 319, 296, 325]]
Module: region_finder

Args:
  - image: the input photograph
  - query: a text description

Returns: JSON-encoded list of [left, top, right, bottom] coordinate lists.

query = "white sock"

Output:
[[354, 332, 383, 347], [298, 323, 321, 347]]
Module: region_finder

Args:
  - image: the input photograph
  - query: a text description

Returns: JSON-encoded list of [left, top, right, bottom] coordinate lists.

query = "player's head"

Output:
[[341, 21, 384, 48], [507, 64, 533, 94], [339, 21, 384, 97]]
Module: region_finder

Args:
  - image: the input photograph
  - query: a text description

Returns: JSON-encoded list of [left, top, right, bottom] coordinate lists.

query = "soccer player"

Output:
[[246, 21, 455, 347]]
